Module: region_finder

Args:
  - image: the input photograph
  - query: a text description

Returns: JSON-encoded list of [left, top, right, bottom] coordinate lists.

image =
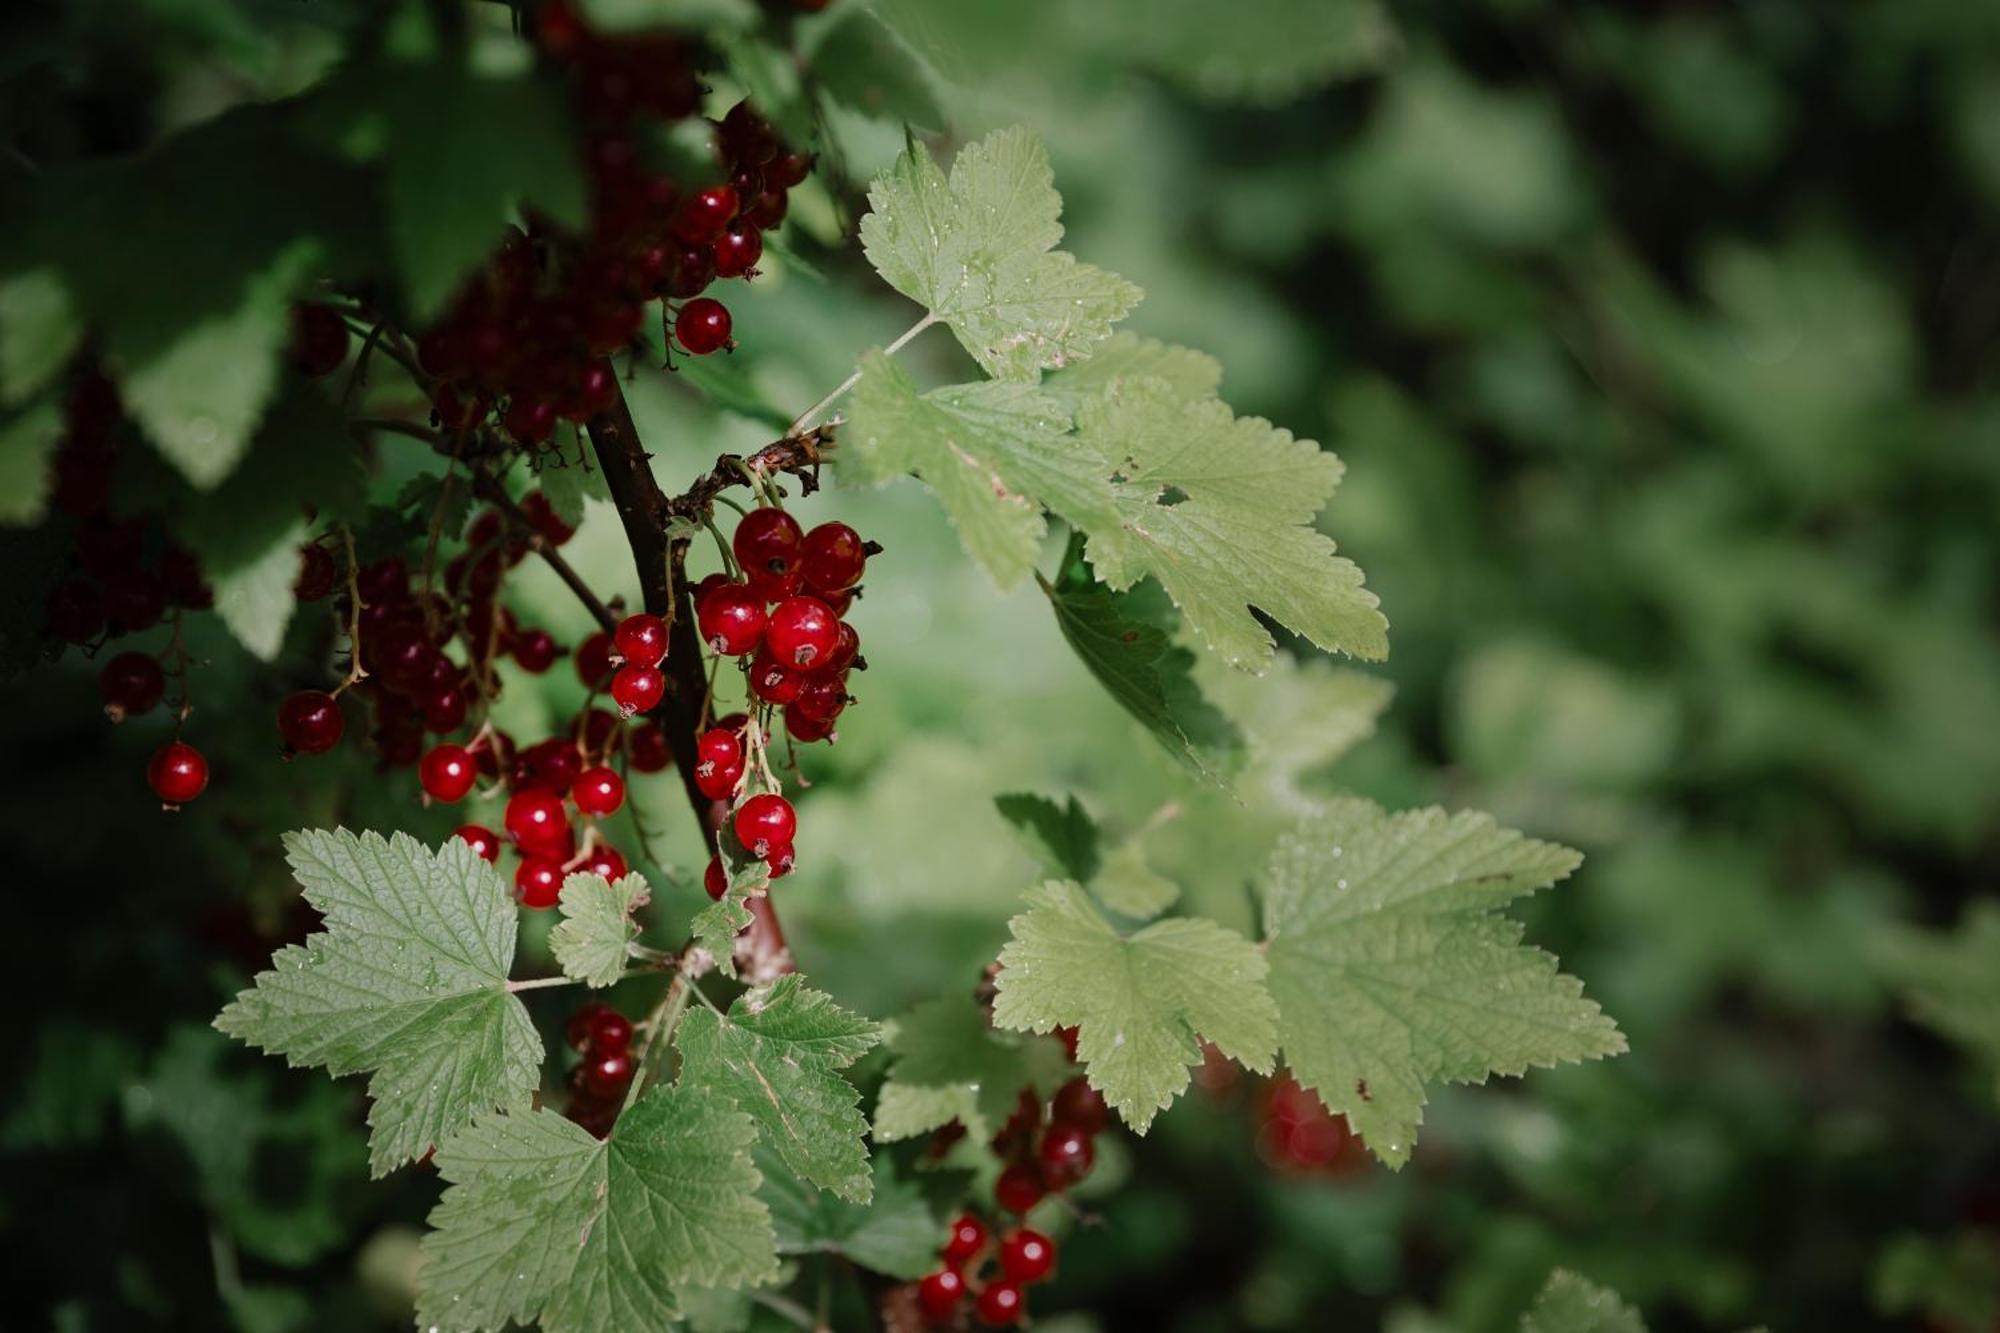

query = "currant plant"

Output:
[[2, 3, 1631, 1329]]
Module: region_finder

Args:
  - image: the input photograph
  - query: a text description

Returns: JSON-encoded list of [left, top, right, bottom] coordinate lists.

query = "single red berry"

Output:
[[733, 793, 796, 857], [519, 490, 576, 547], [712, 221, 763, 278], [943, 1213, 989, 1266], [504, 787, 568, 846], [793, 671, 848, 724], [613, 612, 668, 668], [420, 744, 479, 802], [675, 297, 731, 355], [704, 856, 728, 900], [694, 727, 743, 790], [515, 856, 565, 908], [611, 663, 665, 717], [289, 303, 350, 378], [998, 1228, 1055, 1284], [566, 1001, 613, 1051], [580, 841, 628, 881], [1038, 1122, 1095, 1189], [526, 738, 584, 795], [766, 841, 796, 879], [745, 188, 789, 230], [994, 1161, 1044, 1214], [455, 824, 502, 862], [279, 689, 346, 756], [671, 184, 739, 244], [697, 581, 766, 655], [629, 722, 671, 773], [575, 631, 617, 688], [148, 741, 209, 806], [732, 508, 803, 584], [826, 622, 861, 673], [503, 397, 557, 444], [422, 684, 468, 734], [770, 150, 813, 189], [1054, 1025, 1080, 1062], [916, 1269, 966, 1323], [581, 1048, 634, 1099], [784, 702, 836, 743], [973, 1280, 1025, 1327], [765, 596, 839, 669], [512, 627, 559, 673], [574, 765, 625, 815], [99, 651, 165, 722], [799, 522, 867, 593], [748, 648, 804, 705], [1050, 1078, 1109, 1135], [294, 544, 337, 601]]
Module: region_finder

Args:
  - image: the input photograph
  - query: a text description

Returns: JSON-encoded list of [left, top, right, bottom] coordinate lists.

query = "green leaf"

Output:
[[1040, 332, 1222, 413], [859, 126, 1141, 380], [842, 351, 1115, 588], [0, 396, 63, 526], [1200, 654, 1393, 816], [394, 471, 474, 544], [417, 1086, 779, 1333], [579, 0, 758, 31], [690, 857, 768, 981], [1077, 376, 1387, 669], [214, 829, 542, 1176], [1110, 0, 1394, 105], [812, 9, 947, 130], [1045, 539, 1245, 780], [1, 1021, 136, 1151], [991, 882, 1277, 1132], [1875, 904, 2000, 1105], [550, 872, 650, 988], [676, 976, 882, 1201], [536, 443, 611, 528], [1521, 1270, 1648, 1333], [0, 267, 81, 406], [1262, 798, 1626, 1168], [761, 1151, 941, 1280], [994, 792, 1102, 882], [210, 518, 309, 660], [873, 993, 1067, 1139], [871, 1081, 979, 1144], [1094, 838, 1180, 921]]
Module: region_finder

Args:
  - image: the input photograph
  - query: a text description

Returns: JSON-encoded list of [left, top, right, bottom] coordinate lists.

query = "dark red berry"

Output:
[[748, 648, 803, 706], [1038, 1122, 1095, 1189], [613, 612, 668, 668], [520, 490, 576, 546], [671, 185, 738, 244], [526, 738, 584, 795], [744, 188, 789, 230], [456, 824, 502, 862], [566, 1002, 614, 1052], [289, 303, 350, 378], [916, 1269, 966, 1323], [629, 722, 671, 773], [784, 702, 835, 743], [515, 856, 565, 908], [279, 689, 346, 756], [998, 1228, 1054, 1284], [505, 787, 569, 847], [573, 765, 625, 815], [294, 544, 337, 601], [766, 841, 796, 878], [1051, 1078, 1109, 1135], [575, 631, 616, 689], [422, 685, 468, 734], [765, 596, 839, 669], [675, 298, 731, 355], [994, 1161, 1044, 1214], [826, 621, 861, 672], [973, 1280, 1025, 1327], [148, 741, 209, 806], [800, 522, 867, 593], [704, 856, 728, 900], [733, 793, 796, 857], [99, 651, 164, 722], [581, 1049, 634, 1099], [943, 1213, 989, 1266], [697, 582, 766, 655], [732, 507, 803, 584], [793, 671, 848, 724], [610, 663, 665, 717], [512, 628, 560, 673], [769, 151, 812, 189], [712, 221, 762, 278], [420, 744, 478, 802], [580, 841, 628, 881], [504, 397, 557, 445]]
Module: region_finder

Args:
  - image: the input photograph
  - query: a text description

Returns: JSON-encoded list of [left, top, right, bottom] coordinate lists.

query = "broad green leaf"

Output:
[[691, 857, 768, 980], [0, 397, 62, 526], [537, 444, 611, 528], [1875, 904, 2000, 1105], [1041, 332, 1222, 413], [760, 1150, 940, 1280], [1262, 798, 1626, 1168], [1077, 376, 1387, 670], [677, 976, 882, 1201], [991, 882, 1277, 1132], [858, 126, 1141, 380], [1200, 654, 1394, 816], [214, 829, 541, 1176], [417, 1087, 779, 1333], [550, 872, 650, 988], [994, 792, 1101, 882], [1521, 1270, 1647, 1333], [211, 517, 308, 660], [874, 993, 1066, 1139], [871, 1081, 979, 1144], [842, 351, 1114, 588], [813, 8, 947, 131], [1094, 838, 1180, 921], [0, 268, 81, 406]]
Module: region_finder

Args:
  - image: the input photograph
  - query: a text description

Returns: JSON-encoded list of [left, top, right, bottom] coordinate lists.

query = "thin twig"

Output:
[[785, 311, 936, 438]]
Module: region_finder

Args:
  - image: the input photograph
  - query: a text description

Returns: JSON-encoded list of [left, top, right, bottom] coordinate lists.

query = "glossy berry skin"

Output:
[[99, 651, 165, 722], [748, 649, 803, 706], [279, 690, 346, 756], [580, 841, 628, 882], [993, 1160, 1045, 1215], [573, 765, 625, 816], [973, 1280, 1025, 1327], [943, 1213, 989, 1266], [581, 1049, 634, 1099], [420, 744, 479, 802], [916, 1269, 965, 1323], [290, 303, 350, 378], [613, 613, 668, 667], [998, 1228, 1055, 1284], [1038, 1122, 1095, 1188], [515, 856, 565, 908], [794, 671, 848, 724], [1051, 1077, 1109, 1135], [695, 729, 745, 799], [733, 793, 796, 857], [672, 185, 739, 244], [567, 1003, 633, 1053], [765, 596, 839, 668], [629, 722, 671, 773], [800, 522, 867, 593], [512, 627, 559, 673], [704, 856, 728, 901], [611, 663, 666, 717], [148, 741, 210, 805], [784, 702, 835, 743], [503, 397, 556, 445], [294, 544, 337, 601], [712, 221, 762, 278], [505, 787, 569, 847], [697, 582, 766, 655], [766, 841, 796, 879], [575, 631, 617, 689], [732, 507, 803, 584], [675, 298, 731, 355], [455, 824, 502, 863]]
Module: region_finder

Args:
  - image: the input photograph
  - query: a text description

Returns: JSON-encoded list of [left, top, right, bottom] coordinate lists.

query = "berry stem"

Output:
[[785, 311, 937, 439], [748, 1289, 824, 1333], [332, 521, 369, 697], [622, 973, 691, 1114]]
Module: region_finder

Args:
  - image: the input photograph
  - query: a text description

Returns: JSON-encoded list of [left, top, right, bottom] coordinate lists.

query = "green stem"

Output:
[[785, 311, 937, 438]]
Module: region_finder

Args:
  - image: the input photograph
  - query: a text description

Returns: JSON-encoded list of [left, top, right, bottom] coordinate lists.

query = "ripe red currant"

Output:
[[732, 507, 803, 584], [567, 1002, 633, 1053], [704, 856, 728, 900], [766, 841, 796, 879], [279, 689, 346, 756], [289, 303, 350, 378], [733, 793, 796, 857], [579, 841, 628, 882], [294, 544, 337, 601], [671, 184, 739, 245], [800, 522, 867, 593], [1038, 1122, 1095, 1188], [420, 744, 479, 803], [675, 297, 731, 355], [575, 631, 617, 689], [505, 787, 569, 847], [503, 397, 556, 445], [973, 1280, 1026, 1327], [629, 722, 671, 773], [148, 741, 210, 806], [99, 651, 165, 722], [524, 738, 583, 795], [712, 221, 763, 278], [784, 702, 835, 743], [943, 1213, 989, 1266], [1051, 1077, 1109, 1135], [515, 856, 565, 908], [611, 663, 665, 717], [573, 765, 625, 815], [993, 1161, 1044, 1214], [422, 684, 468, 734], [748, 648, 803, 705], [998, 1228, 1055, 1284], [512, 627, 559, 673], [697, 581, 766, 655], [455, 824, 502, 863], [694, 729, 745, 799], [580, 1048, 634, 1099], [793, 671, 848, 724], [765, 596, 839, 668], [613, 612, 668, 667], [916, 1269, 966, 1323]]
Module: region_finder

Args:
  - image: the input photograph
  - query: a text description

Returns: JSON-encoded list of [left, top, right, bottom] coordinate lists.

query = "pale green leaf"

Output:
[[1199, 654, 1394, 816], [1095, 838, 1180, 921], [1521, 1270, 1648, 1333], [211, 517, 307, 660], [871, 1081, 979, 1144], [691, 857, 768, 981], [0, 397, 63, 526], [214, 829, 541, 1176], [1263, 798, 1626, 1168], [991, 882, 1277, 1132], [550, 872, 650, 988], [994, 792, 1101, 883], [874, 993, 1067, 1138], [1041, 332, 1221, 413], [760, 1150, 940, 1280], [677, 976, 882, 1201], [859, 126, 1141, 380], [813, 9, 946, 131], [1875, 904, 2000, 1105], [537, 445, 611, 528], [0, 267, 81, 406], [417, 1086, 779, 1333]]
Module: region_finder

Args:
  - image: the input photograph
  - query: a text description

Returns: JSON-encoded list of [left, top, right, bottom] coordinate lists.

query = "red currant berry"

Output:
[[826, 622, 861, 672], [1051, 1077, 1109, 1135], [614, 612, 668, 667], [943, 1213, 989, 1266], [575, 631, 617, 689], [99, 651, 165, 722], [455, 824, 502, 863], [770, 150, 813, 189], [1037, 1123, 1095, 1188], [420, 744, 479, 802], [526, 738, 584, 795], [998, 1228, 1055, 1284], [784, 702, 836, 743], [733, 793, 796, 857], [766, 841, 796, 879], [573, 765, 625, 815], [148, 741, 209, 806], [566, 1001, 613, 1051], [745, 188, 789, 230], [505, 787, 568, 847], [512, 628, 559, 674], [732, 507, 803, 584], [973, 1280, 1025, 1327], [279, 689, 346, 756], [294, 544, 337, 601], [993, 1161, 1044, 1214], [519, 490, 576, 547], [695, 727, 743, 787], [793, 671, 848, 724], [675, 298, 731, 355], [765, 596, 839, 669], [611, 663, 665, 717], [580, 841, 628, 881], [697, 581, 766, 655], [916, 1269, 966, 1323], [581, 1048, 634, 1099], [704, 856, 728, 900], [289, 303, 350, 378], [799, 522, 867, 593], [422, 684, 469, 734], [629, 722, 671, 773], [515, 856, 565, 908], [748, 648, 803, 705], [671, 185, 739, 244], [503, 397, 557, 445], [712, 221, 763, 278]]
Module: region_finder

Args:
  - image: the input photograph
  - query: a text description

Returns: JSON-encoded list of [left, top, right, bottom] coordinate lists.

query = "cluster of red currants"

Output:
[[989, 1071, 1109, 1217], [1255, 1074, 1370, 1176], [561, 1001, 635, 1138], [916, 1214, 1059, 1327]]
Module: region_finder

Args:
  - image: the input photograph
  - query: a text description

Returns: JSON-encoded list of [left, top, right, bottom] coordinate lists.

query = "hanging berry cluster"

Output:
[[917, 1213, 1058, 1328], [560, 1002, 636, 1139]]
